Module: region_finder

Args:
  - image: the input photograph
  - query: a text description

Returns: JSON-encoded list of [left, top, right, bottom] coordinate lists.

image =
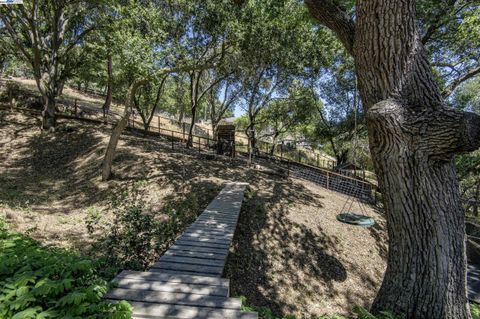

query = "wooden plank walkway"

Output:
[[106, 182, 257, 319]]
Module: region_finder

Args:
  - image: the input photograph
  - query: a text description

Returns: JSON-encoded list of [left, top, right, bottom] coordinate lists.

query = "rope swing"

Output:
[[336, 77, 375, 228]]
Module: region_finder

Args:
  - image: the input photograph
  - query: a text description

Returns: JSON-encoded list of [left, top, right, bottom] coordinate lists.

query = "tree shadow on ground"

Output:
[[1, 111, 386, 316], [369, 220, 388, 260], [224, 175, 385, 317], [0, 117, 106, 210], [224, 179, 342, 315]]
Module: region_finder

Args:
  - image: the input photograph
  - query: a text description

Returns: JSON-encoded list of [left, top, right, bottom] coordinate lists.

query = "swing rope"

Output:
[[336, 77, 375, 228]]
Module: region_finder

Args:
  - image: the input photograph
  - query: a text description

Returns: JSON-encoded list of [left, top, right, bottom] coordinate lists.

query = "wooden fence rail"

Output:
[[8, 103, 376, 201]]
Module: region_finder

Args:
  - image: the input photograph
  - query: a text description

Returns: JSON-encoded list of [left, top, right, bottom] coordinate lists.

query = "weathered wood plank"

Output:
[[181, 230, 234, 239], [106, 288, 241, 309], [152, 261, 224, 276], [113, 278, 229, 297], [112, 301, 258, 319], [178, 235, 231, 245], [163, 249, 227, 261], [181, 229, 234, 237], [187, 223, 235, 230], [169, 244, 229, 255], [149, 269, 219, 277], [175, 239, 230, 249], [115, 271, 229, 287], [158, 255, 225, 267]]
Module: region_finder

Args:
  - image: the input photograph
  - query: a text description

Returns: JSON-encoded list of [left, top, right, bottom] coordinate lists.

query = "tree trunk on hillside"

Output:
[[246, 125, 257, 164], [102, 80, 147, 181], [141, 75, 167, 134], [187, 103, 196, 147], [178, 106, 185, 125], [103, 56, 113, 122], [40, 86, 57, 131], [306, 0, 480, 318], [187, 71, 201, 148], [211, 120, 218, 139], [57, 80, 65, 96], [101, 110, 130, 180], [269, 132, 280, 155]]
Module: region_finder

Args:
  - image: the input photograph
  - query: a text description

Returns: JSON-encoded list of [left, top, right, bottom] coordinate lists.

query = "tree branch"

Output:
[[367, 99, 480, 161], [421, 0, 458, 45], [0, 12, 34, 64], [304, 0, 355, 55], [442, 66, 480, 97]]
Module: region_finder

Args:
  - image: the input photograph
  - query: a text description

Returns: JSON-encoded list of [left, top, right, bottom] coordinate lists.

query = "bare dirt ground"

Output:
[[0, 108, 387, 317]]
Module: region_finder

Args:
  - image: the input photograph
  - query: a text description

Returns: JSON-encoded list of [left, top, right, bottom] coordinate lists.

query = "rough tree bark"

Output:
[[306, 0, 480, 318], [102, 80, 147, 181], [38, 79, 58, 131]]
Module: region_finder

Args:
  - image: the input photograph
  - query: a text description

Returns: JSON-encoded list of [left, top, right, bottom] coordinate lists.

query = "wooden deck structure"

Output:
[[106, 182, 257, 319]]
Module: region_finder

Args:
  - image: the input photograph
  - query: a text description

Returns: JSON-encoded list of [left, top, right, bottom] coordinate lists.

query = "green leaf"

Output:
[[11, 306, 41, 319]]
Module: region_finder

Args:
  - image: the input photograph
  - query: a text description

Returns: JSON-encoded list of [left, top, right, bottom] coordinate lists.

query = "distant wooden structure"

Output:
[[216, 125, 236, 157]]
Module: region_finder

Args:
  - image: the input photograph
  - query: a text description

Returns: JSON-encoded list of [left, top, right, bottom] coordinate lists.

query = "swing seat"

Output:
[[337, 212, 375, 228]]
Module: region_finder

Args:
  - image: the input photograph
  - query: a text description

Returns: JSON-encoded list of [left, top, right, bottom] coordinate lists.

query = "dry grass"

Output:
[[0, 108, 387, 317]]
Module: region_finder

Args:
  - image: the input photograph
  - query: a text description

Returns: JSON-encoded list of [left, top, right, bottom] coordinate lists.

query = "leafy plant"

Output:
[[471, 303, 480, 319], [87, 187, 201, 270], [0, 219, 132, 319]]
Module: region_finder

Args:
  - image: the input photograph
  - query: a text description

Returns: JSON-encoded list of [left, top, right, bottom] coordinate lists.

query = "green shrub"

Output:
[[87, 189, 201, 270], [0, 219, 132, 319]]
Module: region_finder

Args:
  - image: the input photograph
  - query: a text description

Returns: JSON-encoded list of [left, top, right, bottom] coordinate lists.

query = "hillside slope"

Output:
[[0, 108, 387, 317]]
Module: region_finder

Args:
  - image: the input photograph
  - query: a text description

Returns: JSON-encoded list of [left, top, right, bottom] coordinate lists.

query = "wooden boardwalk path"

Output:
[[106, 182, 257, 319]]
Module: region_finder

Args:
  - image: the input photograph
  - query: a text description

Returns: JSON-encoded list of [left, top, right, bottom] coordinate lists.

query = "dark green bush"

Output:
[[87, 189, 201, 270], [0, 219, 132, 319]]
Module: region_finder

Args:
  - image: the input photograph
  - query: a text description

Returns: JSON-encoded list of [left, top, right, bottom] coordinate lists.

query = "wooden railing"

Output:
[[69, 107, 378, 201]]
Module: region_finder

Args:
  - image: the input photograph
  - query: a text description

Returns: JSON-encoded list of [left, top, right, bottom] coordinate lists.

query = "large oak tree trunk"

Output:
[[306, 0, 480, 317], [367, 101, 472, 318]]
